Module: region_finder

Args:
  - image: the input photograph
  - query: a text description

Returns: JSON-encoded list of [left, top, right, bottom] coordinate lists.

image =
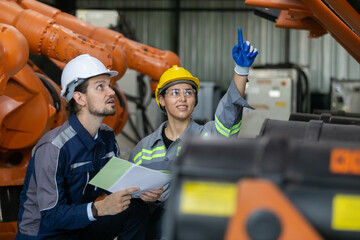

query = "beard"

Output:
[[88, 98, 116, 117], [89, 106, 116, 117]]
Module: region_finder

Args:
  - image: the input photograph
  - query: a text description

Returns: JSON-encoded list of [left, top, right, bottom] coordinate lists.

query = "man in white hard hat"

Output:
[[129, 27, 258, 239], [16, 54, 149, 240]]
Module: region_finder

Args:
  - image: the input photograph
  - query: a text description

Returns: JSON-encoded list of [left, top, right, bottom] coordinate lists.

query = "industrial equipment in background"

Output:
[[238, 64, 310, 138], [331, 78, 360, 114], [239, 0, 360, 138], [192, 82, 222, 124], [244, 0, 360, 64], [289, 111, 360, 126], [166, 136, 360, 240], [167, 97, 360, 239], [0, 0, 359, 239], [259, 118, 360, 143]]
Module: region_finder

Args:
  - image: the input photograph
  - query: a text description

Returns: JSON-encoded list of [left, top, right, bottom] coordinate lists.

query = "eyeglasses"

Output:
[[165, 89, 196, 98]]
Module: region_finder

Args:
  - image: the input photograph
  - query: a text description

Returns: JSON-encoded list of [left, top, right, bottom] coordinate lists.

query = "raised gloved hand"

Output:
[[232, 27, 258, 76]]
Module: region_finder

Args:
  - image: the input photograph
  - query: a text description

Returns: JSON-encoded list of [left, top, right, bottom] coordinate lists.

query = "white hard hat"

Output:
[[60, 54, 118, 102]]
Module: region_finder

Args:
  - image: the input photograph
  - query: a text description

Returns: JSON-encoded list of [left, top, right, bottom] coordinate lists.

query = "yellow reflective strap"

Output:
[[215, 115, 243, 137], [230, 120, 242, 135], [215, 115, 230, 137], [133, 151, 142, 162], [215, 115, 231, 135], [142, 146, 165, 154], [133, 145, 166, 163], [215, 124, 230, 137], [230, 127, 241, 135], [142, 153, 166, 160], [176, 146, 182, 157], [231, 120, 242, 131]]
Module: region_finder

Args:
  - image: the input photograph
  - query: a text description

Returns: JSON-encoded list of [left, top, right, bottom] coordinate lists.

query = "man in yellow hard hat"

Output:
[[129, 27, 258, 239]]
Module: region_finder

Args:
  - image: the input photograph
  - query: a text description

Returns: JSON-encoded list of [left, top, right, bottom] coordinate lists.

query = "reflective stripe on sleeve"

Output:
[[229, 120, 242, 136], [133, 146, 166, 165], [215, 115, 242, 137]]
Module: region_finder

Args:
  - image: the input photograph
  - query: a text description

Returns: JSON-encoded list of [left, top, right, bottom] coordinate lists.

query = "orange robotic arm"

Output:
[[18, 0, 181, 91], [0, 24, 28, 94], [0, 1, 127, 82], [245, 0, 360, 63]]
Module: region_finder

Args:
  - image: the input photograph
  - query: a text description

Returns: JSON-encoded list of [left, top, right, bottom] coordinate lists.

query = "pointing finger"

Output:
[[238, 27, 244, 48]]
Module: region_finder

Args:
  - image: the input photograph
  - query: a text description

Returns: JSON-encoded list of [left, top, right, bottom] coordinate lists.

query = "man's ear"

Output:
[[73, 92, 86, 107]]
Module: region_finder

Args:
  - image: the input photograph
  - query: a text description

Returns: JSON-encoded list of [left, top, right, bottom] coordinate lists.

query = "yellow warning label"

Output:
[[180, 180, 237, 217], [332, 194, 360, 231], [275, 102, 286, 107]]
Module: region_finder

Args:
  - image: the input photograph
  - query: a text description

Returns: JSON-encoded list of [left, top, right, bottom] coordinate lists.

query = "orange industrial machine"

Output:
[[166, 136, 360, 240], [0, 0, 180, 238], [245, 0, 360, 64]]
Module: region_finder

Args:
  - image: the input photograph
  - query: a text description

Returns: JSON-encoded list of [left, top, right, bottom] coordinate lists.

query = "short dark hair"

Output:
[[66, 80, 89, 115]]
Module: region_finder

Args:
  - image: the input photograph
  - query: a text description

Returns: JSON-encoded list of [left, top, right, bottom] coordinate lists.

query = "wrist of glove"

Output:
[[234, 64, 249, 76]]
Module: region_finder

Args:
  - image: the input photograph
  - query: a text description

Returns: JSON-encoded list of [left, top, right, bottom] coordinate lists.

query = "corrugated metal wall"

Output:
[[73, 0, 360, 94]]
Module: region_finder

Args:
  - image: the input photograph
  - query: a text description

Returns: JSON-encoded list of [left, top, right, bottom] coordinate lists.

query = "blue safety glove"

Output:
[[232, 27, 258, 76]]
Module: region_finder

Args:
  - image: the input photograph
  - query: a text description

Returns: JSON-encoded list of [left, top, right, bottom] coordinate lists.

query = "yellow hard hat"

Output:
[[155, 65, 200, 108]]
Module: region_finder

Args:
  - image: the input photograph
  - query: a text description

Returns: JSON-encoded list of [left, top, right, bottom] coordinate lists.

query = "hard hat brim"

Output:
[[105, 70, 118, 79], [158, 79, 198, 95], [60, 70, 118, 102]]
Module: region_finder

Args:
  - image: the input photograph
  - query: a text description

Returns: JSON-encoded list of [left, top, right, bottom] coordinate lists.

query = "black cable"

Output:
[[36, 73, 61, 112], [127, 112, 143, 141], [29, 53, 62, 85], [122, 76, 155, 141], [144, 114, 155, 133], [123, 92, 147, 141], [113, 87, 126, 110], [136, 74, 155, 136], [297, 67, 310, 112]]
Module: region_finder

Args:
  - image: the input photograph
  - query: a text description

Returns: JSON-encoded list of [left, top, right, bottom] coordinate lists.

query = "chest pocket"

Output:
[[70, 161, 94, 174], [67, 161, 95, 198]]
